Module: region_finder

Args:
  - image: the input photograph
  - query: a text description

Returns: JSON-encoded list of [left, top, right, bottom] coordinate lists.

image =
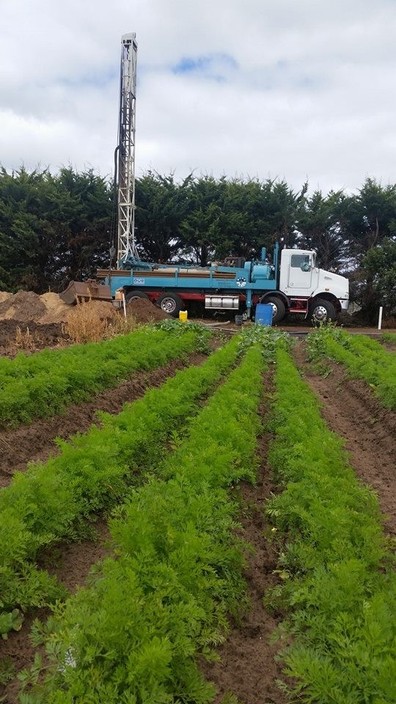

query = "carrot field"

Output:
[[0, 322, 395, 704]]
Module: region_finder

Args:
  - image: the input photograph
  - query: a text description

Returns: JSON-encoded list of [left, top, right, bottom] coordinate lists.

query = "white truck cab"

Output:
[[278, 249, 349, 321]]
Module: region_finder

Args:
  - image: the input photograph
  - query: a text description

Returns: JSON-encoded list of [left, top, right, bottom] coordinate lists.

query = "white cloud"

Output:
[[0, 0, 395, 193]]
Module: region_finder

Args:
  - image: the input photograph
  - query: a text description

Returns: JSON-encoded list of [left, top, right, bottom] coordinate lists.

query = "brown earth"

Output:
[[0, 292, 171, 355], [0, 319, 70, 356], [0, 519, 112, 704], [293, 342, 396, 537], [0, 290, 169, 326], [126, 297, 170, 322], [1, 367, 288, 704], [0, 351, 209, 703], [2, 343, 395, 703], [0, 290, 46, 322], [202, 375, 288, 704], [0, 352, 207, 483]]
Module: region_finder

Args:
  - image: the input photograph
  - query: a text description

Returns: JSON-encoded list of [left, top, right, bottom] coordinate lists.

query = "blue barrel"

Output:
[[255, 303, 273, 326]]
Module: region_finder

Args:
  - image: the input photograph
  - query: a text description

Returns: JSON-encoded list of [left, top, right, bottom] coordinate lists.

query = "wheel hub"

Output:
[[313, 305, 328, 321], [160, 297, 176, 314]]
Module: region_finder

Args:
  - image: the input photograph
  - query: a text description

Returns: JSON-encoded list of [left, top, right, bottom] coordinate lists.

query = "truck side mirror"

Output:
[[301, 262, 311, 272]]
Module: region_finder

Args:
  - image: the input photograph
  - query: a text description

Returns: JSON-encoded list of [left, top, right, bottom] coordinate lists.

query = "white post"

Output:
[[122, 292, 127, 318], [378, 306, 383, 330]]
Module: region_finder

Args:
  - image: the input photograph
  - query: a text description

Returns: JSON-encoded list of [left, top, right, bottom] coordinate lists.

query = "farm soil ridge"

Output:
[[0, 349, 216, 702], [0, 351, 208, 484], [293, 341, 396, 537], [0, 519, 112, 704], [1, 364, 287, 704], [201, 371, 288, 704]]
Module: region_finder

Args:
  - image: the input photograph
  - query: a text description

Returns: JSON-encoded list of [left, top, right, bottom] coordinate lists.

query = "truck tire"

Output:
[[263, 295, 286, 324], [157, 292, 184, 317], [310, 298, 337, 323], [125, 290, 149, 303]]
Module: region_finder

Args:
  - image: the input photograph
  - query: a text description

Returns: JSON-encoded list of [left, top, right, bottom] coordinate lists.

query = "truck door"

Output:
[[287, 253, 313, 290]]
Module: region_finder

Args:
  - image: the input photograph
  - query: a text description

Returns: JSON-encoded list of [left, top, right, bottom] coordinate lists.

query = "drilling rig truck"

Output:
[[61, 32, 349, 323], [95, 244, 349, 323]]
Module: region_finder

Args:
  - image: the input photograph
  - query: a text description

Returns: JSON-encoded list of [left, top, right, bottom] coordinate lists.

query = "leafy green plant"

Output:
[[155, 319, 213, 353], [0, 325, 208, 427], [0, 338, 239, 637], [238, 325, 291, 360], [307, 326, 396, 408], [18, 344, 266, 702], [381, 332, 396, 344], [0, 657, 15, 686], [267, 347, 396, 703]]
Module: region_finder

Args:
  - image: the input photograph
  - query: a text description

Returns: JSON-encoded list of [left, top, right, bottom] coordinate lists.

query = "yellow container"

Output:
[[179, 310, 188, 323]]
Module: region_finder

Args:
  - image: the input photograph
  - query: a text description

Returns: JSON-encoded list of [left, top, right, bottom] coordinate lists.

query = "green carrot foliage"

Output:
[[0, 325, 209, 427], [19, 344, 266, 702], [307, 326, 396, 409], [0, 338, 239, 637], [267, 348, 396, 703]]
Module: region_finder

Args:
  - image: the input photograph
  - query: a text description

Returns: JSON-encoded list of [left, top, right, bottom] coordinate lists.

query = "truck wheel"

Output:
[[263, 296, 286, 324], [157, 292, 184, 317], [125, 290, 149, 303], [310, 299, 337, 324]]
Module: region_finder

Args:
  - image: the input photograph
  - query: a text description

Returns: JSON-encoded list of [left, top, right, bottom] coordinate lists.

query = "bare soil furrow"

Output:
[[0, 352, 207, 484], [0, 519, 113, 704], [202, 374, 288, 704], [293, 342, 396, 536]]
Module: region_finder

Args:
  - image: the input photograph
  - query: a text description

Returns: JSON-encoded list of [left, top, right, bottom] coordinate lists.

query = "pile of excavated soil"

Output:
[[0, 291, 120, 325], [66, 299, 118, 323], [0, 291, 170, 350], [0, 292, 12, 305], [126, 297, 170, 323], [39, 292, 71, 324], [0, 291, 47, 322]]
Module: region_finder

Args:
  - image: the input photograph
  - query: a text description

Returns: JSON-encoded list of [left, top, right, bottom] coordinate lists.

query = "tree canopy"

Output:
[[0, 166, 395, 320]]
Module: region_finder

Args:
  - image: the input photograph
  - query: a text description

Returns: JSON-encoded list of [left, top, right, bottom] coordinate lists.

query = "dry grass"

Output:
[[64, 300, 138, 343], [14, 326, 36, 350]]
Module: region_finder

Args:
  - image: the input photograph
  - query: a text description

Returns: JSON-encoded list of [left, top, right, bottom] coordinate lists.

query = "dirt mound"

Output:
[[40, 295, 117, 325], [39, 292, 71, 324], [0, 320, 69, 357], [0, 291, 47, 323], [0, 289, 168, 340], [0, 290, 120, 326], [79, 299, 119, 320], [126, 298, 170, 323], [0, 292, 12, 305]]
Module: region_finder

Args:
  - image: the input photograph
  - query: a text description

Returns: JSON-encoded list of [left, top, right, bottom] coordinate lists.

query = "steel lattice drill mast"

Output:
[[116, 32, 138, 265]]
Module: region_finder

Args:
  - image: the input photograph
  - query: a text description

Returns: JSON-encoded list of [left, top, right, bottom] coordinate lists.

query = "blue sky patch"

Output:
[[172, 53, 238, 81]]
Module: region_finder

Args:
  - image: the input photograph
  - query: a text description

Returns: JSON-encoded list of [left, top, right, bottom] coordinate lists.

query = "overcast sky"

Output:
[[1, 0, 395, 194]]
